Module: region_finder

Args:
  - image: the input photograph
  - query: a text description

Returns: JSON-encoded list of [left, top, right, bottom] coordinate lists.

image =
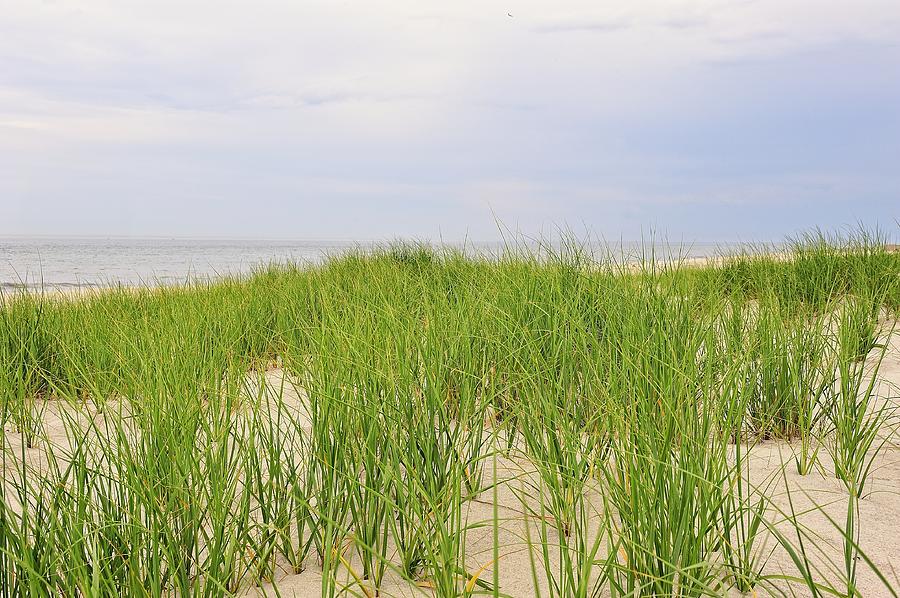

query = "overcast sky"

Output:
[[1, 0, 898, 241]]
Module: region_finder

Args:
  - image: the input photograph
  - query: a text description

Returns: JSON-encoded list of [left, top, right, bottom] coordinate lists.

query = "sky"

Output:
[[1, 0, 898, 242]]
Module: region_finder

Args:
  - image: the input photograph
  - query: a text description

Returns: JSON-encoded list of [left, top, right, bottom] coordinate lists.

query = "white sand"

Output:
[[2, 334, 898, 597], [248, 335, 900, 597]]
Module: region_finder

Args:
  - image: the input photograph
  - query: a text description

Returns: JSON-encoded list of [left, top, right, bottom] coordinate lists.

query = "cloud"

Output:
[[237, 90, 437, 110], [0, 119, 48, 130], [0, 0, 898, 240], [712, 28, 787, 45], [660, 16, 709, 30], [531, 17, 631, 34]]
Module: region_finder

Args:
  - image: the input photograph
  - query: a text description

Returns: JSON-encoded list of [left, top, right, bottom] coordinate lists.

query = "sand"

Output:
[[243, 339, 900, 597], [2, 330, 899, 597]]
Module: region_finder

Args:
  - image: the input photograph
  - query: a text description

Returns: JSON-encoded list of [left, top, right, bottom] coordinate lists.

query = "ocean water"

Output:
[[0, 238, 365, 290], [0, 237, 735, 291]]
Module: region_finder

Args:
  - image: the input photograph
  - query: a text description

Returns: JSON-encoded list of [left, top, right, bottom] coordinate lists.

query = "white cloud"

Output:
[[0, 0, 898, 238]]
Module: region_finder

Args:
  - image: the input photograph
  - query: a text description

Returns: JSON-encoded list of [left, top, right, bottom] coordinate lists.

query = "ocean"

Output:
[[0, 237, 735, 291]]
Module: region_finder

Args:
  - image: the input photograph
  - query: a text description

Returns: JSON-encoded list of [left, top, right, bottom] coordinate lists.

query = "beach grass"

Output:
[[1, 228, 899, 596]]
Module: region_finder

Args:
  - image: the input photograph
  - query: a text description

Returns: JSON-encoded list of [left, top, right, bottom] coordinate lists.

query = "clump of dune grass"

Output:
[[0, 229, 899, 597]]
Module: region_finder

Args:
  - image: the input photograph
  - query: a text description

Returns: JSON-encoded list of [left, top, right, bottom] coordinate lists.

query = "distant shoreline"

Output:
[[0, 238, 767, 292], [3, 241, 897, 299]]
